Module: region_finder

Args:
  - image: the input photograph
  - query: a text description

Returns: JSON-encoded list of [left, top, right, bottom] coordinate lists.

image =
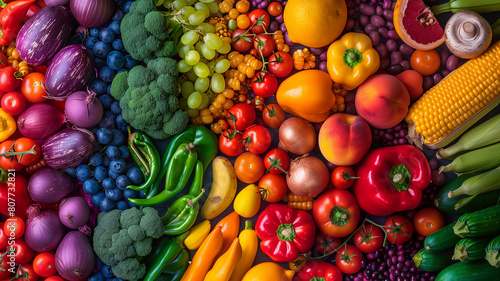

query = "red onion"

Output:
[[278, 117, 317, 155], [45, 0, 70, 5], [17, 103, 66, 140], [286, 155, 330, 197], [70, 0, 115, 30], [59, 197, 90, 229], [42, 128, 95, 169], [28, 167, 75, 204], [25, 205, 65, 252], [56, 231, 95, 280], [65, 90, 103, 128]]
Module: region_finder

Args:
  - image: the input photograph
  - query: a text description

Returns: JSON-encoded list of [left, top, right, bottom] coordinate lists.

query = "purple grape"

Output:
[[347, 0, 355, 8], [391, 51, 403, 65], [429, 158, 439, 170], [345, 103, 356, 115], [269, 21, 279, 33], [383, 9, 393, 20], [284, 31, 294, 45], [257, 1, 267, 9], [388, 30, 400, 40], [441, 69, 451, 77], [378, 27, 389, 39], [319, 51, 327, 61], [376, 43, 388, 58], [319, 61, 328, 72], [386, 20, 395, 30], [446, 55, 459, 71], [354, 6, 359, 12], [355, 0, 361, 4], [371, 15, 385, 27], [345, 18, 355, 31], [433, 73, 443, 85], [439, 49, 449, 66], [380, 57, 391, 70], [360, 14, 370, 25], [399, 44, 415, 56], [365, 23, 377, 34], [310, 47, 324, 55], [376, 5, 383, 15], [345, 92, 356, 103], [400, 60, 410, 70], [275, 13, 284, 23], [383, 0, 391, 9], [348, 9, 356, 16], [423, 76, 434, 90], [360, 3, 376, 15], [280, 23, 287, 33], [387, 64, 403, 75], [369, 30, 381, 46], [386, 39, 398, 52]]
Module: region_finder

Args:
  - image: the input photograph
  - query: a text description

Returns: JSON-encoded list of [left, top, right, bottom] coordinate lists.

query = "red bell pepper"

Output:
[[294, 260, 342, 281], [352, 145, 431, 216], [255, 204, 316, 263], [0, 0, 36, 46], [0, 167, 34, 219]]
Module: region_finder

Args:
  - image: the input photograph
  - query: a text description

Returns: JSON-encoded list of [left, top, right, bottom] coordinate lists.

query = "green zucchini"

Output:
[[452, 237, 492, 262], [413, 248, 456, 272], [486, 235, 500, 267], [436, 260, 500, 281], [424, 223, 462, 253], [454, 204, 500, 238]]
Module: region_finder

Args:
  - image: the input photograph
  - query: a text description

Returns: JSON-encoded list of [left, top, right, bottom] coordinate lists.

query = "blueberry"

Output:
[[102, 178, 115, 190], [117, 201, 129, 210], [99, 28, 115, 43], [112, 8, 125, 21], [93, 41, 112, 59], [101, 265, 113, 278], [94, 143, 104, 153], [83, 179, 101, 195], [127, 167, 144, 185], [90, 79, 108, 95], [98, 94, 114, 109], [110, 159, 126, 174], [107, 84, 112, 94], [123, 2, 133, 13], [95, 257, 104, 270], [110, 129, 125, 146], [85, 36, 100, 50], [89, 152, 104, 166], [99, 66, 116, 83], [117, 0, 127, 6], [110, 101, 121, 114], [109, 21, 121, 34], [123, 188, 139, 199], [128, 200, 137, 208], [64, 167, 77, 177], [105, 145, 121, 160], [94, 57, 107, 69], [106, 188, 123, 201], [89, 28, 101, 38], [89, 272, 104, 281], [94, 166, 108, 181], [91, 191, 106, 207], [116, 175, 131, 190], [102, 155, 111, 167], [108, 169, 122, 179], [119, 125, 128, 134], [76, 165, 92, 182], [96, 128, 113, 144], [119, 145, 130, 159], [112, 38, 124, 51], [106, 50, 125, 71], [124, 55, 137, 69], [99, 111, 117, 129], [139, 190, 147, 199], [90, 126, 100, 136], [116, 114, 127, 127]]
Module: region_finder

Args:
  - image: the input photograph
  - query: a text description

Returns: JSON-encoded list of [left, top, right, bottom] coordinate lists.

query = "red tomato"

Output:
[[33, 253, 56, 277], [313, 189, 360, 238], [0, 66, 22, 93], [20, 72, 46, 104], [0, 252, 11, 279], [242, 125, 271, 154], [0, 53, 8, 69], [263, 147, 289, 174], [232, 29, 253, 53], [384, 215, 414, 244], [353, 223, 384, 253], [331, 166, 357, 189], [3, 217, 25, 239], [227, 103, 256, 131], [14, 264, 38, 281], [335, 245, 362, 274], [262, 103, 285, 128], [234, 152, 265, 183], [44, 277, 63, 281], [251, 71, 278, 98], [0, 173, 33, 219], [267, 51, 293, 78], [14, 138, 41, 166], [25, 3, 41, 20], [248, 9, 271, 34], [219, 129, 245, 157], [258, 173, 287, 203], [1, 91, 26, 116], [8, 238, 33, 265], [410, 49, 440, 76], [314, 232, 342, 255], [253, 34, 275, 57], [268, 2, 283, 16], [0, 223, 7, 250], [413, 207, 445, 237], [0, 140, 24, 171]]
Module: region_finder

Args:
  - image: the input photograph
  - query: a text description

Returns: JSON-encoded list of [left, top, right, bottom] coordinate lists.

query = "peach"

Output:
[[395, 70, 424, 100], [355, 74, 411, 129], [318, 113, 372, 166]]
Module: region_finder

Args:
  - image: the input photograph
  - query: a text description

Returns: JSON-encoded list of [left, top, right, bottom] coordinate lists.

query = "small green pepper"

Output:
[[159, 262, 188, 281], [187, 160, 203, 197], [126, 130, 160, 191], [163, 248, 189, 273], [143, 232, 189, 281], [162, 189, 205, 236]]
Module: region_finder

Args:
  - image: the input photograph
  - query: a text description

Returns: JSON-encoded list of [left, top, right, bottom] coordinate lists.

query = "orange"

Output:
[[283, 0, 347, 48]]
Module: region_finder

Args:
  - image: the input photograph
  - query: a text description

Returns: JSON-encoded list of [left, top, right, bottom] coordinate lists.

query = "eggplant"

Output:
[[45, 44, 94, 98], [16, 5, 73, 66]]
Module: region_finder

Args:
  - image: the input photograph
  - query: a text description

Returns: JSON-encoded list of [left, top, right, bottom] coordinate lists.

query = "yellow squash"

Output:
[[234, 184, 261, 218], [241, 262, 294, 281], [184, 220, 211, 250], [204, 238, 242, 281], [229, 221, 258, 281]]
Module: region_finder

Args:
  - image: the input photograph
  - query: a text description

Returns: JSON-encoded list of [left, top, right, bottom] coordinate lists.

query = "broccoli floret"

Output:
[[110, 71, 129, 100], [128, 225, 145, 242], [111, 229, 134, 261], [127, 65, 155, 88], [120, 207, 142, 229], [162, 110, 190, 137], [155, 40, 179, 58], [145, 11, 167, 40], [133, 237, 153, 256], [111, 258, 146, 281], [140, 207, 164, 238], [147, 57, 178, 78], [157, 74, 178, 95]]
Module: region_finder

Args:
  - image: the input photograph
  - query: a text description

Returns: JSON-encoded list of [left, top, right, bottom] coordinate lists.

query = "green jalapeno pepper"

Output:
[[126, 130, 160, 191], [162, 189, 205, 236], [159, 250, 189, 281], [187, 160, 204, 197], [143, 232, 189, 281]]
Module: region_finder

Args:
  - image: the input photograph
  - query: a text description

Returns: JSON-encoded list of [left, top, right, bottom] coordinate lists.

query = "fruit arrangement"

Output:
[[1, 0, 500, 280]]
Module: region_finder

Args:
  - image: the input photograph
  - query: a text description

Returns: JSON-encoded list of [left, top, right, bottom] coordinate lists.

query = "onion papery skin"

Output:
[[286, 156, 330, 197], [17, 103, 66, 140], [28, 167, 75, 204], [56, 231, 95, 281], [25, 206, 65, 252], [42, 128, 95, 169], [278, 117, 317, 155], [70, 0, 115, 29]]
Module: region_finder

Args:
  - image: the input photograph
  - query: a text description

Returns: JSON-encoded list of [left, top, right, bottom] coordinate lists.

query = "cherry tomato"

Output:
[[0, 66, 22, 93], [253, 34, 275, 57], [1, 91, 26, 116], [335, 245, 362, 274], [331, 166, 357, 189], [227, 102, 256, 131], [267, 51, 293, 78], [0, 140, 24, 171], [0, 253, 11, 279], [268, 2, 283, 16], [314, 232, 342, 255], [384, 215, 414, 244], [251, 71, 278, 98], [263, 147, 289, 174], [14, 138, 41, 166], [0, 223, 7, 250], [232, 29, 253, 53], [4, 216, 25, 238], [248, 9, 271, 34], [236, 0, 250, 13], [234, 152, 265, 183], [258, 173, 287, 203], [313, 189, 360, 238], [242, 125, 271, 154], [8, 238, 34, 265], [44, 277, 63, 281], [33, 253, 56, 277], [219, 129, 245, 157], [413, 207, 445, 237], [14, 264, 38, 281], [20, 72, 46, 103], [353, 223, 384, 253], [262, 103, 285, 129], [410, 49, 441, 76], [25, 3, 41, 20], [0, 53, 8, 69]]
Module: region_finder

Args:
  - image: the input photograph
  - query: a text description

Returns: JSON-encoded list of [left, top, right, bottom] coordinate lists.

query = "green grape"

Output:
[[181, 31, 199, 46], [172, 0, 186, 10], [228, 19, 237, 31], [179, 45, 194, 59], [199, 0, 214, 3], [177, 60, 192, 73], [201, 44, 216, 60], [186, 0, 196, 4], [195, 77, 210, 92], [195, 42, 203, 54], [206, 1, 218, 14], [186, 108, 199, 118], [195, 2, 210, 18], [187, 70, 198, 81], [204, 33, 223, 50], [207, 92, 215, 103], [180, 6, 195, 18], [197, 93, 209, 110], [188, 11, 206, 26], [179, 96, 188, 110], [187, 92, 202, 109], [214, 59, 230, 73], [181, 81, 195, 98], [193, 62, 210, 78], [207, 61, 215, 75], [163, 0, 174, 9], [185, 50, 201, 65], [216, 41, 231, 54], [211, 73, 225, 93], [198, 23, 216, 34]]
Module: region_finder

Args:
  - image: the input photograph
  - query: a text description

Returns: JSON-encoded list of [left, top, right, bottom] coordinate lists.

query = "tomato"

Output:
[[0, 53, 8, 69], [258, 173, 287, 203], [242, 125, 271, 154], [0, 252, 11, 279], [353, 223, 384, 253], [234, 152, 265, 183], [219, 129, 245, 157], [253, 34, 275, 57], [263, 147, 289, 174], [13, 138, 41, 166], [0, 173, 33, 220], [20, 72, 46, 103], [268, 2, 283, 16], [33, 253, 56, 277], [0, 66, 22, 93], [331, 166, 357, 189], [14, 264, 38, 281], [8, 238, 33, 265], [314, 232, 342, 255], [313, 189, 360, 238], [0, 223, 7, 250], [335, 245, 362, 274], [4, 217, 25, 239], [410, 49, 441, 76], [236, 0, 250, 13], [25, 3, 41, 20], [262, 104, 285, 129], [0, 140, 24, 171], [413, 207, 445, 237], [248, 9, 271, 34], [232, 29, 253, 53], [267, 51, 293, 78], [1, 91, 26, 116], [251, 71, 278, 98], [227, 102, 256, 131], [384, 215, 414, 244], [44, 277, 63, 281]]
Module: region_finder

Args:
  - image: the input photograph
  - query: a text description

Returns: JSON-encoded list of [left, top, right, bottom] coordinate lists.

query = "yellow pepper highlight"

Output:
[[0, 108, 16, 142], [204, 238, 242, 281], [229, 220, 258, 281], [184, 220, 211, 250]]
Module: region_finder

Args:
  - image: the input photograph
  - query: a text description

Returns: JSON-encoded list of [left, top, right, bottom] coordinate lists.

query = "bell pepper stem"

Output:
[[276, 223, 296, 241], [390, 164, 412, 192], [0, 0, 6, 8], [189, 189, 205, 207], [244, 220, 254, 230], [343, 48, 362, 68], [329, 206, 350, 226]]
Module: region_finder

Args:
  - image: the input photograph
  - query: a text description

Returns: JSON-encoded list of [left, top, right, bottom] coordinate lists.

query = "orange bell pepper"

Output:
[[204, 238, 242, 281], [214, 211, 240, 260]]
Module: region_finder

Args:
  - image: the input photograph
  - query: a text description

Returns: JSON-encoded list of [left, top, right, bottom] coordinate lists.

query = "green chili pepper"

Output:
[[162, 189, 205, 236], [159, 262, 188, 281], [165, 143, 196, 189], [187, 160, 204, 197], [163, 248, 189, 273], [143, 232, 189, 281], [126, 130, 160, 191]]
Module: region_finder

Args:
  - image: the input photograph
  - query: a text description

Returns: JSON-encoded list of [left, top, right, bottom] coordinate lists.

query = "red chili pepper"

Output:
[[0, 0, 36, 46], [294, 260, 343, 281], [351, 145, 431, 216]]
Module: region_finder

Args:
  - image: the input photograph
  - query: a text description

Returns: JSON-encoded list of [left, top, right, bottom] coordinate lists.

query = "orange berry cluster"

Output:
[[225, 51, 262, 91], [3, 43, 32, 76], [293, 48, 316, 70], [283, 192, 314, 211], [209, 17, 233, 43], [273, 31, 290, 52], [219, 0, 235, 13], [331, 83, 348, 113]]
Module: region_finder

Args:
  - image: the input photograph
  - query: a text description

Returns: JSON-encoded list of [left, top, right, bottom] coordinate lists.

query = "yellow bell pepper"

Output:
[[204, 238, 242, 281], [242, 262, 294, 281], [229, 221, 258, 281], [0, 108, 16, 142], [327, 32, 380, 90], [184, 220, 211, 250], [233, 184, 261, 218]]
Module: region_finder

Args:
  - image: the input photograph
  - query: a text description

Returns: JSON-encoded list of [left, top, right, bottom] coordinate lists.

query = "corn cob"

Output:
[[283, 191, 314, 211], [405, 40, 500, 149], [439, 142, 500, 174], [432, 0, 500, 15], [448, 165, 500, 198]]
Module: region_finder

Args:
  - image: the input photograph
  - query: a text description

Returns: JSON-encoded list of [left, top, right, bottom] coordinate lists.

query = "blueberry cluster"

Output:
[[88, 257, 123, 281]]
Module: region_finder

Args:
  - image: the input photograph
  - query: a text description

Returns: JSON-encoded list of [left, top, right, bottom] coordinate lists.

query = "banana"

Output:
[[432, 0, 500, 15], [201, 156, 237, 220]]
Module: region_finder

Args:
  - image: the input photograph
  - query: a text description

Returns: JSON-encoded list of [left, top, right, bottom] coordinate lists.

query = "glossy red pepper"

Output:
[[0, 0, 36, 46], [294, 260, 342, 281], [351, 145, 431, 216], [255, 204, 316, 263]]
